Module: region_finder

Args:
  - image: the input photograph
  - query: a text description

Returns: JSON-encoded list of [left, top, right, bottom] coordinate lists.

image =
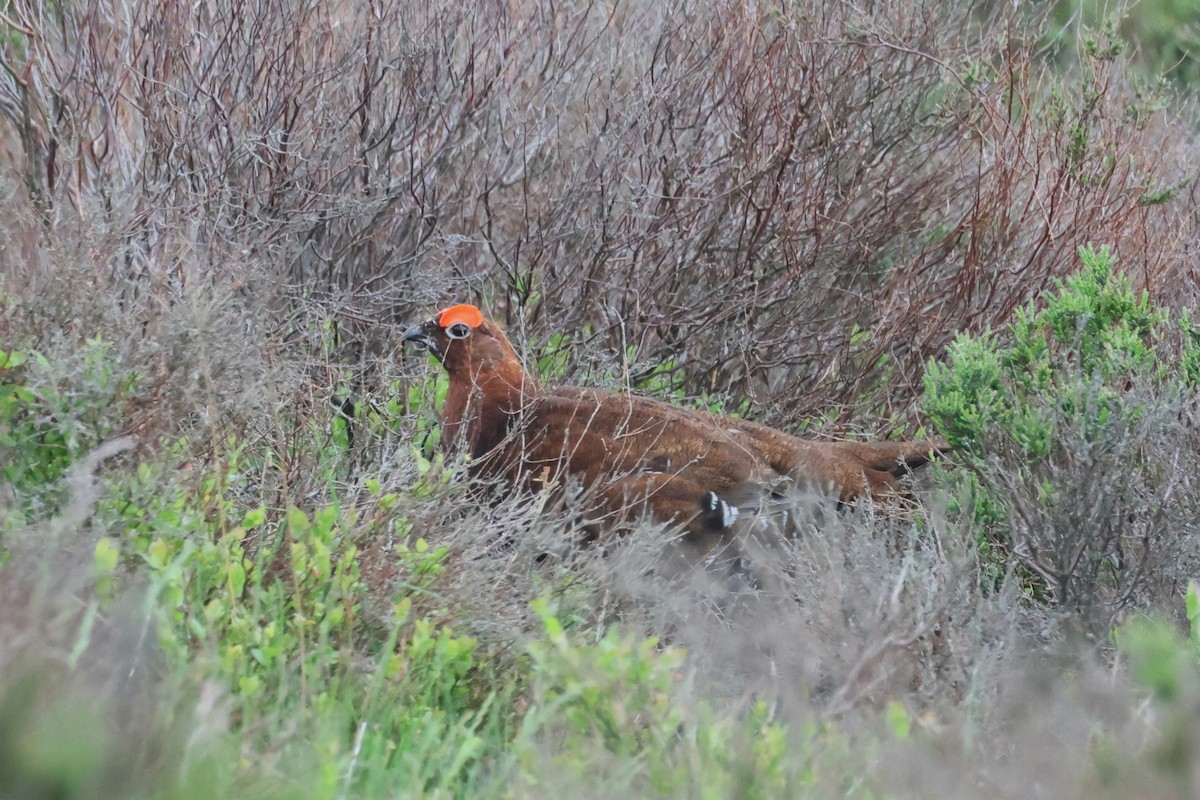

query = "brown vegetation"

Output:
[[3, 0, 1197, 439]]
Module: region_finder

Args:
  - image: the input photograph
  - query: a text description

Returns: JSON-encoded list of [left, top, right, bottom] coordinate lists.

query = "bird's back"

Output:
[[481, 384, 939, 506]]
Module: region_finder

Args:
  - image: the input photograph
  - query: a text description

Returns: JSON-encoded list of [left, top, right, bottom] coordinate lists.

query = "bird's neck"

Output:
[[443, 358, 539, 458]]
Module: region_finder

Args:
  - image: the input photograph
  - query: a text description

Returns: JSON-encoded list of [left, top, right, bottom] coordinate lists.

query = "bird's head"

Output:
[[403, 303, 525, 381]]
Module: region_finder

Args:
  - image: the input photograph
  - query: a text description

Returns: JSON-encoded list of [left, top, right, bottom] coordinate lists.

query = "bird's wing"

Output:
[[494, 387, 788, 535]]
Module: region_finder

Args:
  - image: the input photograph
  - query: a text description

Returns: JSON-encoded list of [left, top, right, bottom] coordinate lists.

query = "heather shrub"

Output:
[[925, 245, 1200, 632]]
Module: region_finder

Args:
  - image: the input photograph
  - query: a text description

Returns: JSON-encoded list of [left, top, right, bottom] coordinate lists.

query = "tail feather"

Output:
[[840, 440, 949, 477]]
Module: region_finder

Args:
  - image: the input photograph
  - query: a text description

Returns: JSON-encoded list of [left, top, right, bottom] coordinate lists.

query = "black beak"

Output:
[[403, 322, 439, 355]]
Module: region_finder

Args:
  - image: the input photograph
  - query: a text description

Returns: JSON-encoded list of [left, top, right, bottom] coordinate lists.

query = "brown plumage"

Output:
[[404, 304, 945, 540]]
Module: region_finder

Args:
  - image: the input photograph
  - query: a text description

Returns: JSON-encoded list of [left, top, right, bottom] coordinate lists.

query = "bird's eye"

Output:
[[446, 322, 471, 340]]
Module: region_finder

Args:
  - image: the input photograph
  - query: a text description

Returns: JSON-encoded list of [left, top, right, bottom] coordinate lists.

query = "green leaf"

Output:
[[228, 560, 247, 599], [1187, 581, 1200, 644], [93, 538, 120, 575], [0, 350, 27, 369], [67, 602, 99, 668], [885, 700, 910, 740], [144, 539, 172, 571], [286, 505, 309, 534], [204, 598, 226, 625], [242, 506, 266, 529], [239, 675, 262, 696]]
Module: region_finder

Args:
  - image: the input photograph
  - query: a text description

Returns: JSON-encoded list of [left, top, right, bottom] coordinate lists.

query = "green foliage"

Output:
[[0, 675, 112, 798], [63, 439, 508, 798], [923, 246, 1198, 616], [1181, 309, 1200, 386], [1081, 600, 1200, 791], [925, 245, 1192, 457], [923, 331, 1009, 453], [393, 534, 452, 592], [1119, 616, 1197, 703], [884, 700, 910, 741], [525, 596, 688, 760], [22, 428, 908, 799], [0, 339, 136, 519], [406, 366, 450, 455], [1050, 0, 1200, 92], [515, 599, 865, 798], [537, 331, 574, 382], [520, 599, 811, 800], [1039, 15, 1164, 191]]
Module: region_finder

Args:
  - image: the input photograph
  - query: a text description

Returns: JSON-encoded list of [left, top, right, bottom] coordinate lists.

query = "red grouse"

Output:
[[404, 304, 943, 540]]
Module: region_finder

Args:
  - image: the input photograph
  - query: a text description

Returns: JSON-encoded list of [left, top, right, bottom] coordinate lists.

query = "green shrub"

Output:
[[1095, 585, 1200, 793], [926, 245, 1190, 455], [513, 598, 856, 798], [70, 439, 513, 798], [0, 340, 136, 522], [924, 245, 1199, 630]]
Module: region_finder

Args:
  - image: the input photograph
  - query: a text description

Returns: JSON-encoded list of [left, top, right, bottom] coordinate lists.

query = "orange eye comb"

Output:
[[437, 304, 484, 329]]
